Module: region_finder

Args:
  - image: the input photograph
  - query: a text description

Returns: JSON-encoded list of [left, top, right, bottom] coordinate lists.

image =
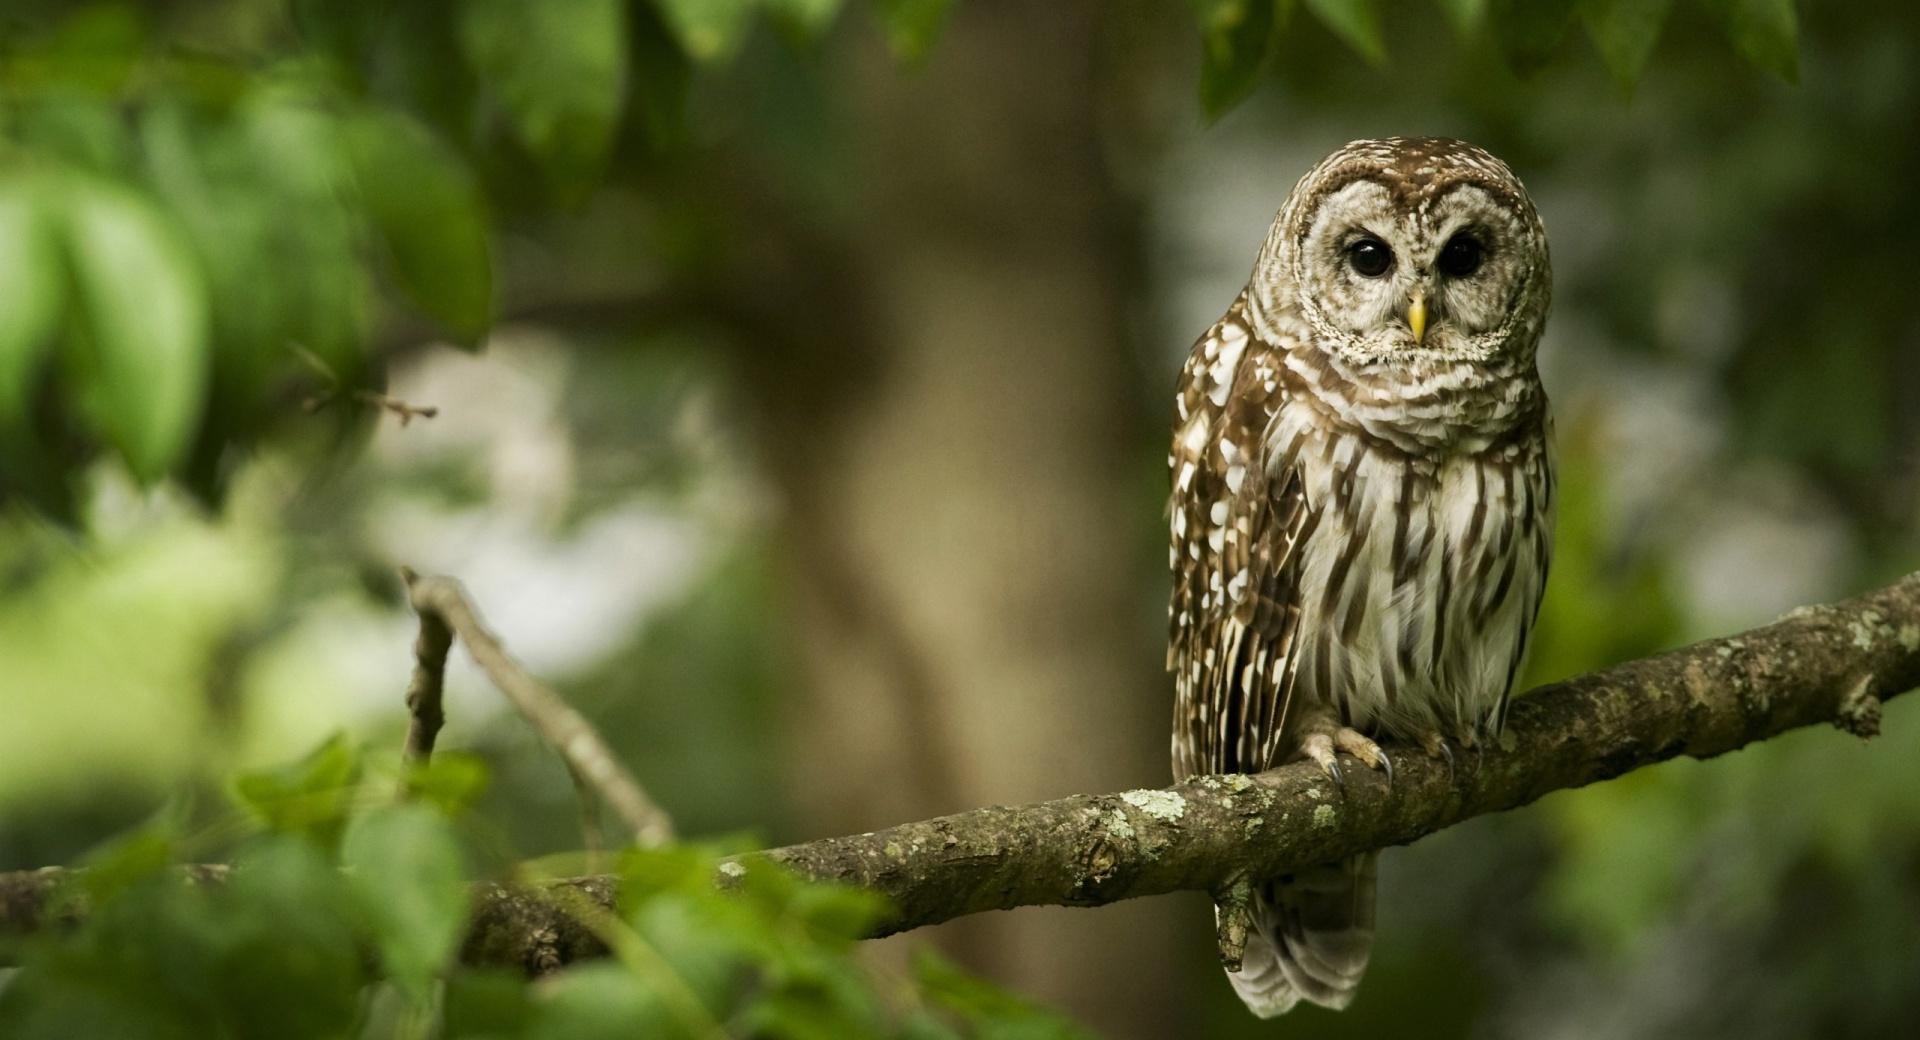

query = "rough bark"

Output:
[[3, 572, 1916, 969]]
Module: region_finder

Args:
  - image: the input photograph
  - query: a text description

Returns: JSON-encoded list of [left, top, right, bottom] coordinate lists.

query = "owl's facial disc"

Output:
[[1294, 179, 1542, 365]]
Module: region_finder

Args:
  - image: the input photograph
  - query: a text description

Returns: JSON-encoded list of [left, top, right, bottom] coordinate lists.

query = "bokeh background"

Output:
[[3, 1, 1918, 1037]]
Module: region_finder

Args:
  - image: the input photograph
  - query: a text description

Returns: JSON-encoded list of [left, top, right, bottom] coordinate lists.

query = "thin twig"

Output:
[[302, 389, 439, 426], [398, 567, 676, 847], [289, 343, 438, 427], [564, 760, 606, 873], [399, 595, 454, 775]]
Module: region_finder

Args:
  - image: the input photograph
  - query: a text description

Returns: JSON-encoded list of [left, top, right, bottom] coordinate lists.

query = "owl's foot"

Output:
[[1299, 724, 1392, 792]]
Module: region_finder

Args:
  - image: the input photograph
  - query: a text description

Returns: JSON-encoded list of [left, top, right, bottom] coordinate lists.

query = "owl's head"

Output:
[[1255, 137, 1551, 368]]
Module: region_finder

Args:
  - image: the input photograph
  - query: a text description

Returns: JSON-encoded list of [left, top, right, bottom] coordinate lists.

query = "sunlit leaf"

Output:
[[1581, 0, 1675, 90], [1488, 0, 1580, 74], [344, 111, 494, 344], [656, 0, 759, 64], [874, 0, 956, 62], [1434, 0, 1489, 34], [458, 0, 628, 188], [1305, 0, 1386, 65], [231, 734, 362, 846], [340, 804, 470, 999], [58, 176, 210, 482], [1700, 0, 1798, 82], [766, 0, 844, 37], [401, 750, 491, 816], [0, 174, 63, 431]]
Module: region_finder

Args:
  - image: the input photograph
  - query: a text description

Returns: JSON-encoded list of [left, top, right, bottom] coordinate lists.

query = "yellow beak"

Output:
[[1408, 292, 1428, 345]]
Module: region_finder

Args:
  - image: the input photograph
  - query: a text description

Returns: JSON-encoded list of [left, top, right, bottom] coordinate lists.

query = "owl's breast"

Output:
[[1275, 405, 1554, 741]]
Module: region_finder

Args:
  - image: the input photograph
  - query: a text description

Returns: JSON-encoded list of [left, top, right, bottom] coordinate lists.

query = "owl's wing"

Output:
[[1169, 311, 1310, 778]]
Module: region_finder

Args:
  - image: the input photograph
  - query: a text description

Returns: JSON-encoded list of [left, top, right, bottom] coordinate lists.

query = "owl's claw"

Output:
[[1301, 733, 1344, 790], [1300, 726, 1390, 794], [1419, 732, 1457, 784]]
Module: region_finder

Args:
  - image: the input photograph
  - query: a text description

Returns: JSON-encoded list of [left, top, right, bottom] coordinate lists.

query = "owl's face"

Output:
[[1260, 138, 1550, 368]]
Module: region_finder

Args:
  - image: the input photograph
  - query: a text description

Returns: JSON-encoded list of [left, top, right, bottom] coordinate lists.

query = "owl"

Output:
[[1167, 137, 1554, 1016]]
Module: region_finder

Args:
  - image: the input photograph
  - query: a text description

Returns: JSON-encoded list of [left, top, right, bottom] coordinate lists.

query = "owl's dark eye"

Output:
[[1347, 238, 1392, 278], [1438, 234, 1484, 277]]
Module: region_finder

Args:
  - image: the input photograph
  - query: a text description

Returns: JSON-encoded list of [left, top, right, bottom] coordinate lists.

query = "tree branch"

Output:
[[398, 567, 676, 848], [4, 572, 1917, 972], [729, 571, 1918, 938]]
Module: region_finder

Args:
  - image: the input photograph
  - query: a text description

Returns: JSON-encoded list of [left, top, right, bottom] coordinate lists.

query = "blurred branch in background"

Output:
[[6, 569, 1915, 971]]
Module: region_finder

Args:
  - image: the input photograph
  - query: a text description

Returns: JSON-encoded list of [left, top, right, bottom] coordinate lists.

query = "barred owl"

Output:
[[1167, 137, 1554, 1016]]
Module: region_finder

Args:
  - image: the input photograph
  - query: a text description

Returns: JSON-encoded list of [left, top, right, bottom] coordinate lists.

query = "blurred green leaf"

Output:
[[76, 820, 178, 904], [345, 111, 494, 344], [340, 803, 471, 999], [0, 174, 63, 431], [766, 0, 845, 37], [403, 750, 492, 815], [1305, 0, 1386, 65], [913, 949, 1093, 1039], [58, 175, 209, 482], [1488, 0, 1580, 74], [655, 0, 759, 64], [217, 837, 368, 1038], [459, 0, 629, 189], [230, 734, 362, 846], [874, 0, 957, 63], [6, 4, 148, 96], [1434, 0, 1488, 34], [1196, 1, 1289, 122], [1699, 0, 1799, 82], [138, 93, 369, 448], [444, 969, 539, 1038], [531, 961, 683, 1039], [1580, 0, 1675, 90]]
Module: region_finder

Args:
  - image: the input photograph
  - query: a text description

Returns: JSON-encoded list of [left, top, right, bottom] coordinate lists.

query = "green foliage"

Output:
[[873, 0, 957, 63], [1701, 0, 1799, 82], [1197, 1, 1291, 121], [1192, 0, 1797, 122], [230, 733, 363, 848], [342, 804, 472, 998], [1304, 0, 1387, 66], [458, 0, 630, 190], [910, 950, 1095, 1040], [0, 0, 1801, 513], [1580, 0, 1676, 90], [1487, 0, 1581, 74], [59, 175, 210, 482], [344, 110, 496, 344], [0, 738, 1089, 1037]]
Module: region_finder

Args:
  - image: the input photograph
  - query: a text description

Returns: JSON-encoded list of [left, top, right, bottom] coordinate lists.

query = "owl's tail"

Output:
[[1221, 852, 1377, 1017]]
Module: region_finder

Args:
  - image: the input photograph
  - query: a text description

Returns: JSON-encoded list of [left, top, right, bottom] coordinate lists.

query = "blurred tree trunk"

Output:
[[743, 2, 1182, 1033]]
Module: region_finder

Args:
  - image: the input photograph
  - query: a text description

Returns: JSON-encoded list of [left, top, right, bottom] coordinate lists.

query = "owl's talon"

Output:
[[1299, 726, 1392, 794], [1301, 733, 1344, 790], [1419, 732, 1457, 784]]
